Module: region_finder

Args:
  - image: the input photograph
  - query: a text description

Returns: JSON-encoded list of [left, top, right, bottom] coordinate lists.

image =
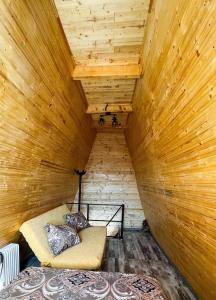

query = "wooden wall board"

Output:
[[74, 132, 145, 235], [126, 0, 216, 299], [0, 0, 95, 247]]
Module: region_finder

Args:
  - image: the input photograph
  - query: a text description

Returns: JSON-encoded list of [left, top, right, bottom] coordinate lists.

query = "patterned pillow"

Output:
[[65, 212, 90, 232], [45, 224, 80, 256]]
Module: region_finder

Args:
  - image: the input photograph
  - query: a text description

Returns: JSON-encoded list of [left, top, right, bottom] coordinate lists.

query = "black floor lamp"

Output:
[[74, 169, 86, 212]]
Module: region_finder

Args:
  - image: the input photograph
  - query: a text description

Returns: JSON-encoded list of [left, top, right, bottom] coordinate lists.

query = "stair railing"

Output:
[[66, 202, 125, 239]]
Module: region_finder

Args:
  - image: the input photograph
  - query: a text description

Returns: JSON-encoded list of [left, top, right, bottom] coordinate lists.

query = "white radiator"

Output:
[[0, 243, 20, 290]]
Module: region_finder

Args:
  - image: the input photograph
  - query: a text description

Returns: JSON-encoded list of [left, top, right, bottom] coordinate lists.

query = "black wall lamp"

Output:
[[99, 115, 105, 126], [98, 112, 121, 127]]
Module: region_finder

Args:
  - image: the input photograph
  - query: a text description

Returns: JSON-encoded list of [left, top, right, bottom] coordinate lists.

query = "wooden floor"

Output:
[[103, 231, 198, 300]]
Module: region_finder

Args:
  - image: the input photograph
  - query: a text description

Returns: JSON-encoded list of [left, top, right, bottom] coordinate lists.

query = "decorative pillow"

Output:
[[65, 212, 90, 232], [45, 224, 80, 256]]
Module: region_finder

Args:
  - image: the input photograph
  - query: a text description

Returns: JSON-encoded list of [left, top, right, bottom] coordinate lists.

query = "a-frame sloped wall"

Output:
[[126, 0, 216, 299], [77, 131, 144, 235], [0, 0, 95, 247]]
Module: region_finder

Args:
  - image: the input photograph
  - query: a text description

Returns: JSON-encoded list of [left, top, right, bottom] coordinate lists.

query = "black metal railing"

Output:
[[66, 202, 125, 239]]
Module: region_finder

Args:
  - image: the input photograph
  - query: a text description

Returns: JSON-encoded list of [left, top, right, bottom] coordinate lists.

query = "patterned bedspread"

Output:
[[0, 267, 167, 300]]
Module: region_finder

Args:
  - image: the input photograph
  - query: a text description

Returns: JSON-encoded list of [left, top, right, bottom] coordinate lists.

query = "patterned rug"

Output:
[[0, 267, 167, 299]]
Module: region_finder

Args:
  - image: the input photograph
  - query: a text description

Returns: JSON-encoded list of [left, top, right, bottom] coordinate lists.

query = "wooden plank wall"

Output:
[[75, 132, 144, 235], [0, 0, 95, 247], [126, 0, 216, 299]]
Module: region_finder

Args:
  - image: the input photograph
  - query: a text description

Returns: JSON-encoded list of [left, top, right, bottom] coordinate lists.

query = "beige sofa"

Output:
[[20, 205, 107, 270]]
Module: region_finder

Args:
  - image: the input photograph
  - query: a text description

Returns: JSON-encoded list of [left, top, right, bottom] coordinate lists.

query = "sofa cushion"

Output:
[[50, 226, 107, 270], [45, 224, 80, 256], [65, 212, 90, 232], [19, 205, 69, 266]]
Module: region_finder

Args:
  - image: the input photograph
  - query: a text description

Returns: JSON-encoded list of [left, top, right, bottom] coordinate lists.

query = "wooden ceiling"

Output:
[[54, 0, 150, 128]]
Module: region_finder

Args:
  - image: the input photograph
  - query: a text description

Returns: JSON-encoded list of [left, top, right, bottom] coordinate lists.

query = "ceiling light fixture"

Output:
[[98, 112, 120, 128], [98, 115, 105, 126], [112, 115, 118, 127]]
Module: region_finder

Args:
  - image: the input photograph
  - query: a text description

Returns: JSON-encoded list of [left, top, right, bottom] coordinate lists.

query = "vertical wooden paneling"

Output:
[[0, 0, 95, 246], [76, 132, 144, 234], [126, 0, 216, 299]]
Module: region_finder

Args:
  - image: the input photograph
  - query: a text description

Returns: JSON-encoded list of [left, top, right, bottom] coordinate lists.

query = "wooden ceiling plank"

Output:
[[72, 64, 141, 80], [87, 103, 133, 114]]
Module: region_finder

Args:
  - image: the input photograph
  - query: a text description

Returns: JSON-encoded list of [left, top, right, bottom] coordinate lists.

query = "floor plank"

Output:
[[103, 231, 198, 300]]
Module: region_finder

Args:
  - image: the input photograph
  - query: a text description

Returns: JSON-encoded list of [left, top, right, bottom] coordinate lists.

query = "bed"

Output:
[[0, 267, 167, 300]]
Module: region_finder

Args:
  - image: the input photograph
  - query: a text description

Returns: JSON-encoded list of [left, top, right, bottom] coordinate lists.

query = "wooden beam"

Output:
[[86, 103, 133, 114], [72, 64, 141, 80]]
